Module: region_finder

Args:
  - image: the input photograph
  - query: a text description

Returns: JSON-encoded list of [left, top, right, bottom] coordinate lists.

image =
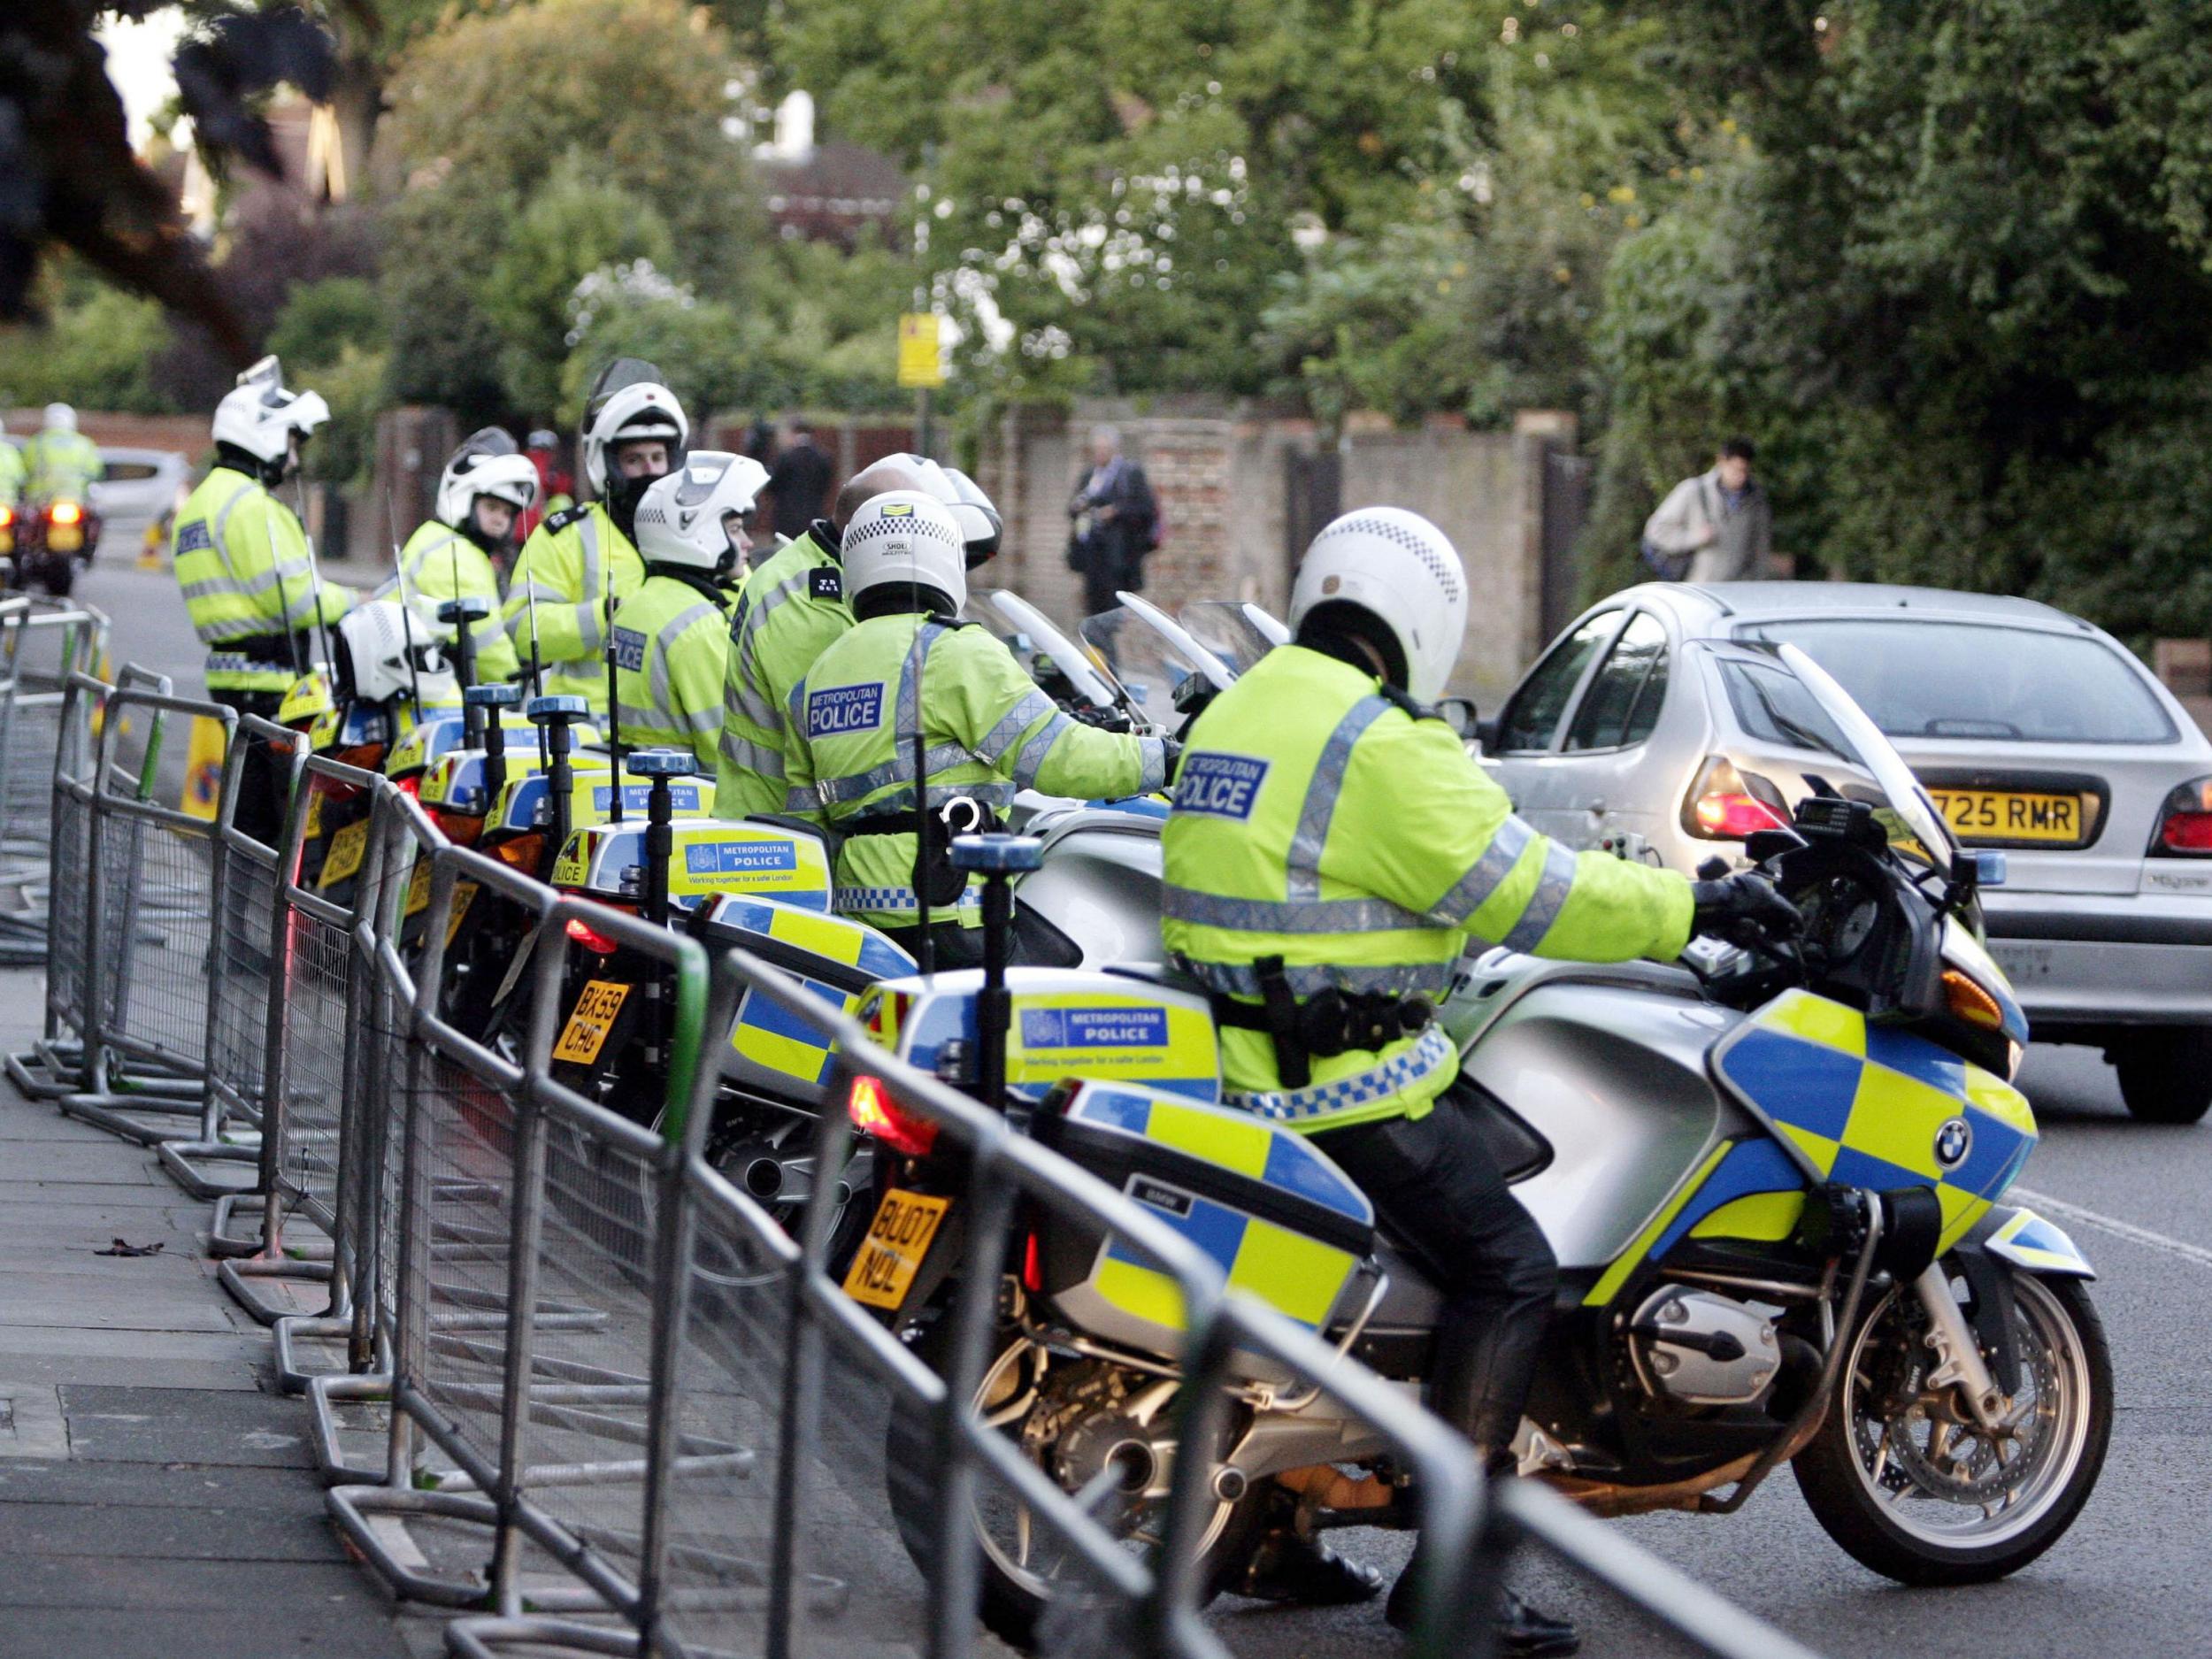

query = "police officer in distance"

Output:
[[783, 490, 1166, 963], [1162, 507, 1796, 1654], [173, 358, 358, 843], [712, 450, 1000, 819], [502, 358, 686, 709], [610, 451, 769, 773], [374, 428, 540, 685]]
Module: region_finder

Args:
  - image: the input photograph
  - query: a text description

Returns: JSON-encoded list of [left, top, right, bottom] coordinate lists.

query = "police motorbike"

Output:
[[837, 642, 2110, 1646], [518, 588, 1225, 1240], [11, 494, 100, 596]]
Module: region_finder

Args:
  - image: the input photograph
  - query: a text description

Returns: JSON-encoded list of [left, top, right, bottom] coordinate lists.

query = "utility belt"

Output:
[[209, 629, 311, 668], [836, 792, 997, 909], [1208, 954, 1433, 1090]]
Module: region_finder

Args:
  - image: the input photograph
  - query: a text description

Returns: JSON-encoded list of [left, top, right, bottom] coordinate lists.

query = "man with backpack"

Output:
[[1067, 424, 1159, 617], [1639, 436, 1777, 582]]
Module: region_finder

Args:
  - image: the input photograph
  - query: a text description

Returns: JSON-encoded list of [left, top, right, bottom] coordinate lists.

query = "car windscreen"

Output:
[[1738, 619, 2177, 745]]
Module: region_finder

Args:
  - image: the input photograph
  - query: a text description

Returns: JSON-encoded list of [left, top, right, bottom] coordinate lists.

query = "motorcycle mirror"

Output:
[[1435, 696, 1480, 741], [1744, 826, 1809, 865]]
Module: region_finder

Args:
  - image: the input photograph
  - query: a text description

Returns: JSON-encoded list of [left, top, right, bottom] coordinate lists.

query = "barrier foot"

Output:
[[7, 1046, 81, 1100], [155, 1137, 260, 1201], [305, 1371, 396, 1485], [60, 1091, 209, 1146], [218, 1253, 339, 1326], [326, 1485, 499, 1609], [205, 1192, 332, 1261], [273, 1313, 360, 1395], [445, 1617, 638, 1657]]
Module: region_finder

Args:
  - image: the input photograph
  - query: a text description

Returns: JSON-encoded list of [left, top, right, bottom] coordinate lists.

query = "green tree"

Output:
[[0, 273, 176, 412]]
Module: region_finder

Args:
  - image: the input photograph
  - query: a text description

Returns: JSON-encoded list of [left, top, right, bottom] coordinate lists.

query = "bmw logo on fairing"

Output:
[[1934, 1118, 1972, 1170]]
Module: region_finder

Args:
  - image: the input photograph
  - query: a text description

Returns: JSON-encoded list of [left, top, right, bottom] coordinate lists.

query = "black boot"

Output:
[[1228, 1525, 1384, 1605], [1386, 1570, 1579, 1657]]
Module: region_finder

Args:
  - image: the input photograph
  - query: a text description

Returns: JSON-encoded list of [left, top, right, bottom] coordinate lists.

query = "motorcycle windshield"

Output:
[[1079, 592, 1236, 719], [967, 589, 1123, 712], [1179, 600, 1286, 675], [1776, 641, 1957, 878]]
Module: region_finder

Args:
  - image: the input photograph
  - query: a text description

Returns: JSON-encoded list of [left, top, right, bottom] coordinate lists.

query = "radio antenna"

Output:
[[382, 480, 426, 726]]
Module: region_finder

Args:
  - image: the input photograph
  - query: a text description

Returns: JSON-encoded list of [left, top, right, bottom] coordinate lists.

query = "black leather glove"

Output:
[[1691, 871, 1802, 947]]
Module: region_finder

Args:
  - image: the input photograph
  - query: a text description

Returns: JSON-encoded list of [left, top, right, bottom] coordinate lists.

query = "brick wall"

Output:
[[4, 410, 208, 457]]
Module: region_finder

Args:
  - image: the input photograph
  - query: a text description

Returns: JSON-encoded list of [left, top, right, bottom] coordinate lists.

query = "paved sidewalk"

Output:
[[0, 966, 426, 1658]]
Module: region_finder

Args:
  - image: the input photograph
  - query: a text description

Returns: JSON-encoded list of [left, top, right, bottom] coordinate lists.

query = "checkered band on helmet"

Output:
[[1324, 512, 1465, 604], [845, 503, 964, 552]]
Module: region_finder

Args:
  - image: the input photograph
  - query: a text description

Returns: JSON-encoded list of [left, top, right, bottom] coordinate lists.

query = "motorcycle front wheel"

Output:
[[886, 1317, 1267, 1650], [1793, 1268, 2110, 1584]]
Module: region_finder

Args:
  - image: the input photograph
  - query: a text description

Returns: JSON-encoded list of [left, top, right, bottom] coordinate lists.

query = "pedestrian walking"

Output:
[[1066, 425, 1158, 618], [1640, 436, 1778, 582]]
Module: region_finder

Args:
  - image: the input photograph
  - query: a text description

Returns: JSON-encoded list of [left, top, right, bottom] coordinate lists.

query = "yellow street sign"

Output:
[[897, 312, 944, 388]]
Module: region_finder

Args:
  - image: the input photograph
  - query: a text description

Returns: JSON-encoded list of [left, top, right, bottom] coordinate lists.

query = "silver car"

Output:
[[1485, 581, 2212, 1122], [89, 447, 190, 557]]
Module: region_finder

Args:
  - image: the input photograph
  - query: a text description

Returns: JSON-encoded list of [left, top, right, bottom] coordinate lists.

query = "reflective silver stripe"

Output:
[[1501, 842, 1578, 953], [814, 742, 978, 806], [730, 662, 783, 736], [735, 566, 816, 651], [209, 476, 259, 551], [678, 703, 724, 736], [179, 576, 249, 603], [895, 621, 949, 750], [1163, 884, 1438, 935], [973, 689, 1056, 765], [647, 602, 718, 725], [1176, 956, 1457, 1001], [827, 780, 1016, 818], [1428, 816, 1535, 925], [1136, 733, 1170, 794], [1286, 695, 1393, 901], [373, 529, 464, 601], [615, 700, 664, 733], [575, 514, 605, 653], [1225, 1025, 1456, 1124], [1009, 712, 1076, 787], [722, 729, 786, 780]]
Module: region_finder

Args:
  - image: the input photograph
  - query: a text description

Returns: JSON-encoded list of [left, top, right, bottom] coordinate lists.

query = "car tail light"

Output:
[[1682, 757, 1791, 840], [2153, 778, 2212, 856], [0, 505, 12, 527], [565, 913, 626, 955], [50, 501, 81, 526], [492, 832, 545, 872], [848, 1072, 939, 1156]]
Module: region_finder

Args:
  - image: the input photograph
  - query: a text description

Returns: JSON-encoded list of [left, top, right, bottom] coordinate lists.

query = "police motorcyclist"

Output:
[[0, 417, 24, 511], [375, 428, 539, 685], [610, 451, 769, 773], [22, 403, 104, 502], [173, 358, 358, 842], [784, 491, 1168, 962], [1161, 508, 1797, 1655], [501, 359, 685, 709], [713, 451, 999, 819]]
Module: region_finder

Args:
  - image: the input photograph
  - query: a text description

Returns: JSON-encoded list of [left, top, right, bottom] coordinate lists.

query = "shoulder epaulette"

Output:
[[545, 503, 589, 534], [1376, 682, 1435, 721]]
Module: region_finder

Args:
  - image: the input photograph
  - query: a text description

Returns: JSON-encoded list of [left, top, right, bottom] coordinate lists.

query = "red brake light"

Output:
[[1022, 1230, 1042, 1293], [50, 502, 81, 526], [1684, 757, 1791, 841], [396, 774, 422, 800], [847, 1073, 939, 1156], [565, 915, 622, 956], [2155, 778, 2212, 856]]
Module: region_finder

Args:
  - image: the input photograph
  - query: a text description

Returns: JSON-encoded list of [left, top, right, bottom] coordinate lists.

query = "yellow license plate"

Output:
[[1930, 788, 2085, 845], [47, 526, 81, 553], [553, 978, 632, 1064], [444, 883, 477, 947], [842, 1187, 951, 1310], [318, 818, 368, 888], [303, 788, 325, 841], [404, 859, 432, 917]]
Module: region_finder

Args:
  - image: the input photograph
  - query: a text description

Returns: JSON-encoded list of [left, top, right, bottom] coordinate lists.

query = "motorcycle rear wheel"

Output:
[[887, 1317, 1267, 1650], [1793, 1269, 2110, 1585]]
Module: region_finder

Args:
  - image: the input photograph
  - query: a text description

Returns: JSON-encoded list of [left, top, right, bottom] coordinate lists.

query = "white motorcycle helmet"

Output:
[[434, 427, 540, 536], [1287, 507, 1469, 705], [841, 490, 968, 617], [633, 451, 770, 581], [42, 403, 75, 434], [336, 600, 457, 707], [578, 357, 688, 498], [212, 356, 330, 470], [867, 450, 999, 567]]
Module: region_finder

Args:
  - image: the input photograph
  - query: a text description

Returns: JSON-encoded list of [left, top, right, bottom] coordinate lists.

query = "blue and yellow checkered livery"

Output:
[[1585, 988, 2038, 1307], [886, 968, 1223, 1106], [1034, 1080, 1375, 1357], [705, 896, 915, 1095], [551, 818, 833, 912]]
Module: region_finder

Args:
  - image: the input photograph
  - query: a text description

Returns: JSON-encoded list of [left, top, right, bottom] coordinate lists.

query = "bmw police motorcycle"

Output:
[[834, 642, 2110, 1644]]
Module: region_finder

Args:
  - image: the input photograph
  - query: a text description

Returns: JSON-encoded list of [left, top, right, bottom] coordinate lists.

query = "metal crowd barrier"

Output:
[[5, 670, 108, 1100], [0, 600, 113, 964], [162, 713, 305, 1201], [59, 680, 238, 1144], [8, 691, 1824, 1659]]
